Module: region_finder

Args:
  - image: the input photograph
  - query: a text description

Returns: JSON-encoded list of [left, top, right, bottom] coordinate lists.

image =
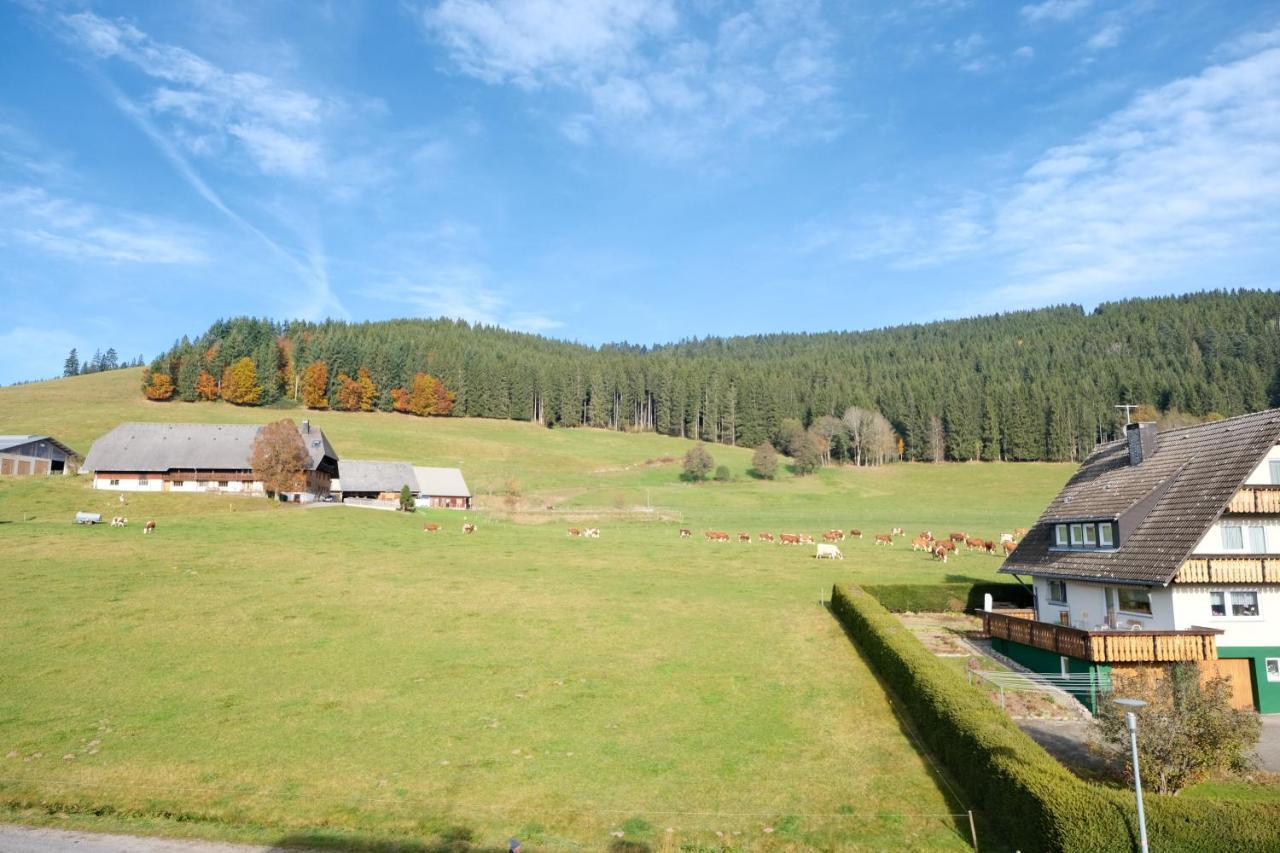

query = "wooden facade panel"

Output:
[[983, 611, 1219, 663], [1200, 658, 1255, 710]]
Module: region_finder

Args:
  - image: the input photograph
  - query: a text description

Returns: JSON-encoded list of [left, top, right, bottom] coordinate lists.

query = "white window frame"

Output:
[[108, 478, 120, 486], [1069, 523, 1084, 546], [1098, 523, 1115, 548], [1267, 658, 1280, 683], [1047, 580, 1068, 605], [1221, 524, 1245, 551], [1054, 524, 1068, 547], [1247, 525, 1266, 554], [1210, 590, 1227, 618], [1270, 460, 1280, 485], [1116, 587, 1153, 617], [1230, 590, 1261, 618], [1083, 524, 1097, 546]]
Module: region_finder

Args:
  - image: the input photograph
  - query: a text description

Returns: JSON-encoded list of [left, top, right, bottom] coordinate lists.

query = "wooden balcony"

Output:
[[1177, 556, 1280, 584], [982, 611, 1220, 663], [1227, 485, 1280, 513]]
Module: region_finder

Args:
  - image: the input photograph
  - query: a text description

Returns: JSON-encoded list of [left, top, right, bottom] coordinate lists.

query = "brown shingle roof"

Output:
[[1000, 408, 1280, 586]]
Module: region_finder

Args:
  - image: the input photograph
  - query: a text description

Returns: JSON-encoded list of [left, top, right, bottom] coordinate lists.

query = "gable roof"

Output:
[[82, 422, 336, 474], [1000, 408, 1280, 587], [0, 435, 80, 457], [337, 460, 418, 494], [412, 466, 470, 497]]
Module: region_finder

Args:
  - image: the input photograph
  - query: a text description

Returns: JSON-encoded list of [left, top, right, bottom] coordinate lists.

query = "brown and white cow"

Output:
[[933, 544, 949, 563], [585, 528, 600, 539], [1003, 540, 1017, 555], [849, 529, 863, 539], [891, 527, 905, 537], [463, 522, 477, 534], [949, 532, 967, 543], [143, 520, 156, 535], [705, 530, 730, 542], [966, 537, 986, 552], [798, 533, 815, 545], [758, 532, 775, 543], [823, 531, 841, 542], [567, 528, 582, 537], [738, 532, 751, 543], [423, 522, 439, 533], [679, 528, 692, 538], [779, 533, 801, 545], [874, 533, 893, 546], [911, 536, 932, 551]]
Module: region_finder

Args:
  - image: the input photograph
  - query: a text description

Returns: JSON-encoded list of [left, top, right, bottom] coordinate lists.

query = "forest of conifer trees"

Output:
[[140, 289, 1280, 464]]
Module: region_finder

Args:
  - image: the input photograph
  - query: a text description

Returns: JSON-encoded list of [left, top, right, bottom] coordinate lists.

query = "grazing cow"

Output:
[[911, 536, 932, 551], [463, 523, 477, 534], [143, 520, 156, 535], [816, 543, 844, 560], [738, 532, 751, 543], [849, 529, 863, 539], [779, 533, 801, 546], [983, 540, 995, 554], [891, 527, 905, 537], [919, 530, 933, 541], [567, 528, 582, 537], [679, 528, 692, 539], [949, 532, 966, 543], [111, 516, 128, 528], [1014, 527, 1029, 538], [874, 533, 893, 546], [758, 532, 775, 543], [999, 532, 1014, 543], [705, 530, 730, 542], [966, 537, 986, 552], [823, 531, 841, 542], [1003, 540, 1017, 555], [827, 529, 846, 541], [932, 544, 949, 563], [423, 523, 439, 533], [585, 528, 600, 539], [939, 539, 957, 553], [798, 533, 815, 545]]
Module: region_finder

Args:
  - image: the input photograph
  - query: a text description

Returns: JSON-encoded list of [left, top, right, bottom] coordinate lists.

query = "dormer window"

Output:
[[1052, 520, 1118, 551]]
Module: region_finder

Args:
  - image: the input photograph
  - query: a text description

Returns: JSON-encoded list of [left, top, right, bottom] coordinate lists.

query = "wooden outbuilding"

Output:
[[0, 435, 81, 476]]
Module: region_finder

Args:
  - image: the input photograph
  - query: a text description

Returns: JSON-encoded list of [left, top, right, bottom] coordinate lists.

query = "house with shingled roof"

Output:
[[992, 411, 1280, 714], [82, 420, 338, 502]]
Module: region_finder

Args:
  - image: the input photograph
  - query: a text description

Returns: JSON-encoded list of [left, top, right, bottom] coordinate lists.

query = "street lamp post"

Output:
[[1114, 697, 1149, 853]]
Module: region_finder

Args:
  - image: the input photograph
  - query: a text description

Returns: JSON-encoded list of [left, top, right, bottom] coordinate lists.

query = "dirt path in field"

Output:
[[0, 825, 294, 853]]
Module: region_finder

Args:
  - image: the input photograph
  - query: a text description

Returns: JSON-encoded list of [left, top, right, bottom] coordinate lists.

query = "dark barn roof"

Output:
[[0, 435, 80, 458], [1000, 408, 1280, 587], [83, 422, 337, 475], [336, 460, 418, 495]]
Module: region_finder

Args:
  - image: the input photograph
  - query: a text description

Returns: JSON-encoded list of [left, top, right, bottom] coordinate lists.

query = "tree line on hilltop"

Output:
[[135, 289, 1280, 464]]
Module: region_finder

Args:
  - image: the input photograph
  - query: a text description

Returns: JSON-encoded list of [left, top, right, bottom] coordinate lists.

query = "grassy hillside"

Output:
[[0, 372, 1073, 850]]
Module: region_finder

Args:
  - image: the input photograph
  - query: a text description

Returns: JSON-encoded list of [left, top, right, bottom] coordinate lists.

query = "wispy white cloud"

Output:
[[1020, 0, 1092, 24], [58, 10, 331, 179], [422, 0, 841, 159], [0, 185, 206, 264], [361, 222, 561, 332], [803, 40, 1280, 307], [1086, 22, 1123, 51]]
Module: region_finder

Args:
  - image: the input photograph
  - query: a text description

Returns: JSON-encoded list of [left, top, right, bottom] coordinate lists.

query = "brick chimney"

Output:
[[1126, 421, 1157, 466]]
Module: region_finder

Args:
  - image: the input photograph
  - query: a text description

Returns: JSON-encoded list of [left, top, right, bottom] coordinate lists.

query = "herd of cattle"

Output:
[[678, 525, 1030, 562]]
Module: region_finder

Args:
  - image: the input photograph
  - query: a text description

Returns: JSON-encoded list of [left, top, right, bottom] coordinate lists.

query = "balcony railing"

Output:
[[981, 611, 1220, 663], [1177, 555, 1280, 584], [1228, 485, 1280, 513]]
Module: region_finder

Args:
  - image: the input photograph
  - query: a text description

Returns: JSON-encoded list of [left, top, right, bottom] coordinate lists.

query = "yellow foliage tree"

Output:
[[301, 361, 328, 409], [142, 370, 175, 401], [221, 357, 262, 405]]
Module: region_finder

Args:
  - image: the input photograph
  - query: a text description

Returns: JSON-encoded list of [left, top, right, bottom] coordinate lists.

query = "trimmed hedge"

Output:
[[862, 582, 1031, 613], [830, 584, 1280, 852]]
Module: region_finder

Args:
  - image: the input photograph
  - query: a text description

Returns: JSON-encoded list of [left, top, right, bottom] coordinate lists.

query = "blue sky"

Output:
[[1, 0, 1279, 384]]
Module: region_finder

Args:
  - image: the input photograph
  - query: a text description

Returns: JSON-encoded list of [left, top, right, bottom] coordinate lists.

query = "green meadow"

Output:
[[0, 370, 1072, 850]]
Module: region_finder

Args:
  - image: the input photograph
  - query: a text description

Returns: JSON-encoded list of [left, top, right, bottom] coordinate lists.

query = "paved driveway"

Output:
[[0, 826, 282, 853], [1258, 715, 1280, 772]]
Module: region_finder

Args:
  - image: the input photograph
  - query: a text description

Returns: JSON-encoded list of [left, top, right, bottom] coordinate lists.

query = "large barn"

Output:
[[0, 435, 81, 476], [82, 420, 338, 502], [332, 461, 471, 508]]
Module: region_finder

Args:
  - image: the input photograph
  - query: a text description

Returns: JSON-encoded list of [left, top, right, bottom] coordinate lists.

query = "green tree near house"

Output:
[[62, 348, 79, 377], [399, 485, 416, 512], [751, 442, 779, 479], [1094, 663, 1261, 794]]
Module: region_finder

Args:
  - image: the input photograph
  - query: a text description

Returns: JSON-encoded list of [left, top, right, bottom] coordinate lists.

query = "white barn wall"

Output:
[[1171, 584, 1280, 646]]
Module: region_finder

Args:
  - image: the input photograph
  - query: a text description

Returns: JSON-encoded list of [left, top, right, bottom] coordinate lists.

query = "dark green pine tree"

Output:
[[62, 348, 79, 377], [176, 347, 201, 402], [981, 392, 1002, 461]]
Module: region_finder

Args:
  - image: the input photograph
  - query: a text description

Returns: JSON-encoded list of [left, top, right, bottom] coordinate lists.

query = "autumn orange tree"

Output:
[[141, 369, 175, 401], [195, 370, 219, 401], [391, 372, 453, 416], [333, 372, 363, 411], [301, 361, 328, 409], [221, 357, 262, 405], [249, 419, 309, 499], [356, 367, 378, 411]]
